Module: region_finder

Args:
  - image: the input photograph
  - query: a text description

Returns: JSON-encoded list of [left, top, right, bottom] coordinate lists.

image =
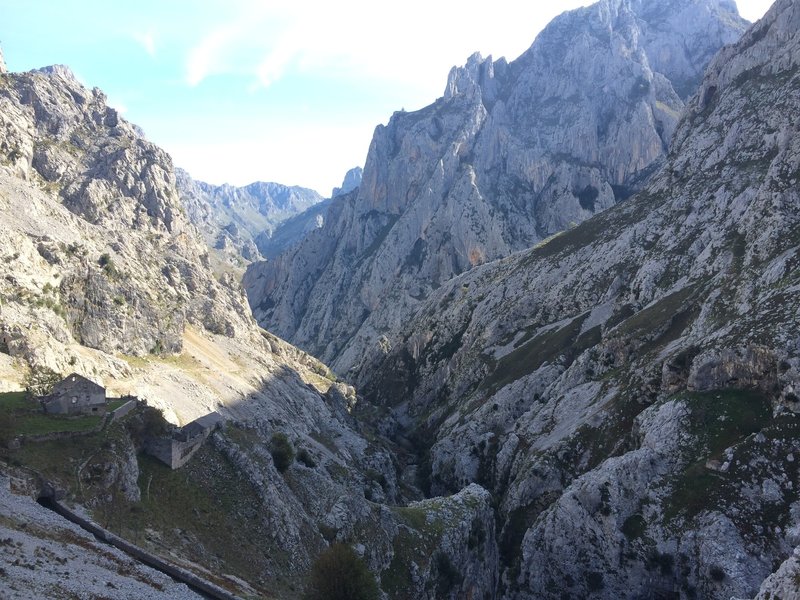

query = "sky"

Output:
[[0, 1, 775, 195]]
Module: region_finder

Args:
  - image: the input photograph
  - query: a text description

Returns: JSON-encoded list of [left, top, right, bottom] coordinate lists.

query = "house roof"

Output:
[[192, 412, 223, 429], [52, 373, 105, 394], [178, 412, 223, 439]]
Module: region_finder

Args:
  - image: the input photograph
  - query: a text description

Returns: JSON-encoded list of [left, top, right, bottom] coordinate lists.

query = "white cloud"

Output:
[[185, 26, 236, 86], [133, 29, 157, 58], [181, 1, 594, 92], [736, 0, 775, 22], [163, 120, 373, 194], [107, 97, 129, 114]]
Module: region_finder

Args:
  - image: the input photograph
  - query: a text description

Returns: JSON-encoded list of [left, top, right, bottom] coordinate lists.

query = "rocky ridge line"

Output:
[[244, 0, 748, 377]]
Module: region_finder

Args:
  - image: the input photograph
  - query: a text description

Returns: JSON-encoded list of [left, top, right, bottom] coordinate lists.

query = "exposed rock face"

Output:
[[0, 45, 6, 74], [0, 66, 264, 366], [356, 0, 800, 597], [244, 0, 747, 375], [753, 546, 800, 599], [254, 198, 332, 259], [176, 168, 322, 266], [331, 166, 363, 197]]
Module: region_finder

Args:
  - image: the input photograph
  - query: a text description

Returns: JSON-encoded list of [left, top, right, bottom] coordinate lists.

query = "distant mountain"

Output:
[[176, 169, 322, 266], [256, 166, 362, 259], [255, 198, 331, 259], [244, 0, 748, 376]]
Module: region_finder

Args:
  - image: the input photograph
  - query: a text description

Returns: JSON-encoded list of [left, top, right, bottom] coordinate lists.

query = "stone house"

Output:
[[145, 411, 223, 469], [41, 373, 106, 416]]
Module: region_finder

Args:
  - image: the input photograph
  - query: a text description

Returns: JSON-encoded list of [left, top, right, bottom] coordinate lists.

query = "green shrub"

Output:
[[297, 448, 316, 468], [304, 544, 379, 600], [126, 406, 169, 444], [586, 571, 604, 591], [434, 552, 461, 597], [270, 432, 294, 473], [98, 253, 119, 278]]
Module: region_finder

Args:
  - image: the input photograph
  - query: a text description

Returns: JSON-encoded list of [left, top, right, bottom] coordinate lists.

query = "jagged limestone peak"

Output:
[[36, 64, 79, 82], [0, 44, 7, 74], [331, 166, 363, 197]]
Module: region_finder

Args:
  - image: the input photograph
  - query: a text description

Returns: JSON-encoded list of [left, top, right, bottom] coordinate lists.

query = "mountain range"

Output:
[[243, 0, 748, 378], [2, 0, 800, 598]]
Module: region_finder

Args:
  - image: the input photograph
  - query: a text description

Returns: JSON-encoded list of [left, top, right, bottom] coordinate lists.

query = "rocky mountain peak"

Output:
[[177, 169, 322, 267], [245, 0, 748, 374], [331, 166, 363, 197], [0, 45, 6, 74], [355, 1, 800, 595], [443, 51, 508, 105], [35, 64, 80, 83]]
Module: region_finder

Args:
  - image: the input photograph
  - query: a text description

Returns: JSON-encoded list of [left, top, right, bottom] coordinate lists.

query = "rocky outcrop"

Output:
[[355, 0, 800, 597], [244, 0, 747, 375], [176, 168, 322, 266], [331, 166, 363, 197], [0, 64, 263, 368], [753, 546, 800, 599]]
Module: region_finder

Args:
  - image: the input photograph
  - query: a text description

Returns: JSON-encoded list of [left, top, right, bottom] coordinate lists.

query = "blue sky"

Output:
[[0, 1, 774, 195]]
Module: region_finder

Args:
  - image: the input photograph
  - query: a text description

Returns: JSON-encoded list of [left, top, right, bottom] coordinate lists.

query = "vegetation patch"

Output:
[[381, 506, 448, 599], [0, 391, 102, 439], [662, 389, 774, 521], [481, 313, 589, 394], [612, 284, 698, 339], [270, 432, 295, 473], [622, 514, 647, 541], [122, 447, 291, 596], [304, 543, 379, 600]]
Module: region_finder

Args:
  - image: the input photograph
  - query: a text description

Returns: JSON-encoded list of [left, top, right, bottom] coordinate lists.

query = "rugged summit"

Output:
[[331, 165, 363, 197], [177, 168, 322, 266], [244, 0, 747, 374], [359, 0, 800, 596]]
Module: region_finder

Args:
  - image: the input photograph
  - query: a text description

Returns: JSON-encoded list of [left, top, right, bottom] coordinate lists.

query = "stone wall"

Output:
[[106, 399, 138, 424], [143, 431, 209, 469]]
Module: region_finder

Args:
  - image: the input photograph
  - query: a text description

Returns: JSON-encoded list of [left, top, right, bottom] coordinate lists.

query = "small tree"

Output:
[[24, 365, 61, 398], [270, 432, 294, 473], [304, 544, 379, 600]]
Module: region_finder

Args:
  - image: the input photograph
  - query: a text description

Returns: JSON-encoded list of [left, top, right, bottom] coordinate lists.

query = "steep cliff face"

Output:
[[359, 0, 800, 596], [176, 168, 322, 267], [0, 65, 260, 370], [244, 0, 747, 375]]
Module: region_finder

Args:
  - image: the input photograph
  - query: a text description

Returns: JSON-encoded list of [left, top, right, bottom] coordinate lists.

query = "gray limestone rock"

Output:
[[355, 0, 800, 597], [331, 166, 363, 197], [245, 0, 748, 376]]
